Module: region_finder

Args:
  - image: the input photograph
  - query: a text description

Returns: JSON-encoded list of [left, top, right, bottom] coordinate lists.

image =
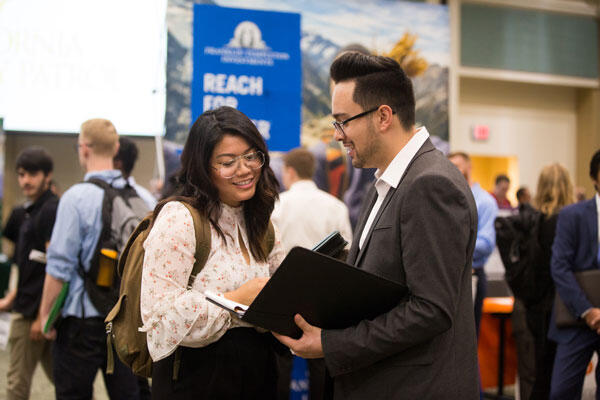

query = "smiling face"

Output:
[[210, 134, 261, 207], [332, 80, 380, 169]]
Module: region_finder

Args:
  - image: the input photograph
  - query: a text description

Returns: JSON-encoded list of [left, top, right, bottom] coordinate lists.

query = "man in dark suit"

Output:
[[274, 52, 479, 399], [549, 149, 600, 399]]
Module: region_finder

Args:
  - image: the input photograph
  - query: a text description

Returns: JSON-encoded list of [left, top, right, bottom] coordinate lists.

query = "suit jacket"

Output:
[[549, 198, 600, 345], [322, 139, 479, 399]]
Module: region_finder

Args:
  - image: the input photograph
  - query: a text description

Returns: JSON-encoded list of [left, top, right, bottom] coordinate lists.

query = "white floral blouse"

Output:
[[139, 201, 285, 362]]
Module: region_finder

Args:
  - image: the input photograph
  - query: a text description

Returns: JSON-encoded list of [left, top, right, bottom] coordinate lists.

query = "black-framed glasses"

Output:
[[332, 106, 396, 136], [332, 106, 380, 136], [213, 151, 265, 179]]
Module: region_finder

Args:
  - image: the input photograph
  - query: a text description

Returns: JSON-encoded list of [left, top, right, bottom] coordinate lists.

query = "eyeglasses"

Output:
[[332, 106, 396, 137], [213, 151, 265, 179], [332, 106, 380, 137]]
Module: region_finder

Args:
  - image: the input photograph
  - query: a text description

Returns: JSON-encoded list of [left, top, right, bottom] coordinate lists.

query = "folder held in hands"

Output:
[[206, 232, 407, 339]]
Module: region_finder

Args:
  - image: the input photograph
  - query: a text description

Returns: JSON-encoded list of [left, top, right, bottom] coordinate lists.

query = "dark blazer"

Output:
[[549, 198, 599, 345], [322, 139, 479, 399]]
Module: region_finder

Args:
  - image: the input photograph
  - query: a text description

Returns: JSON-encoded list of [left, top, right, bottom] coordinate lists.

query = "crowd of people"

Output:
[[0, 50, 598, 400]]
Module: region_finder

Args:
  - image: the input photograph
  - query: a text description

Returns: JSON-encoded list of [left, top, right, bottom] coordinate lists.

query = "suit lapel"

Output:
[[347, 186, 377, 264], [354, 186, 398, 267], [586, 198, 599, 267]]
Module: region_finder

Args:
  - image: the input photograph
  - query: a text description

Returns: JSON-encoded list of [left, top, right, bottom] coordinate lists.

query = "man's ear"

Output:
[[44, 171, 53, 190], [377, 105, 395, 131]]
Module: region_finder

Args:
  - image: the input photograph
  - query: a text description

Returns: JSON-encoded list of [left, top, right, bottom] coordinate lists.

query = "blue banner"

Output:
[[192, 4, 302, 152]]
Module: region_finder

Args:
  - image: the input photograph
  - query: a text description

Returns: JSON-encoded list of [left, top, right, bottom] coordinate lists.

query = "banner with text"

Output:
[[192, 5, 301, 152]]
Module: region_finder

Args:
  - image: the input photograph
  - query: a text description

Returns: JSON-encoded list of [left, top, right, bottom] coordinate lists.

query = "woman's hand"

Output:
[[224, 277, 269, 306]]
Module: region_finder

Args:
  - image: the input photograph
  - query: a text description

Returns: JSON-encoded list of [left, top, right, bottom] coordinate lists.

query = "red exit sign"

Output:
[[471, 125, 490, 141]]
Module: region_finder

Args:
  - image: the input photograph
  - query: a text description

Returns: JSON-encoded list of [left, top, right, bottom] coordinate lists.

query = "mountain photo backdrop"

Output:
[[165, 0, 449, 152]]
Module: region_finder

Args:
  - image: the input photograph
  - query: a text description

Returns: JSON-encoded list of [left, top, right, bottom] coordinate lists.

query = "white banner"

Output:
[[0, 0, 167, 135]]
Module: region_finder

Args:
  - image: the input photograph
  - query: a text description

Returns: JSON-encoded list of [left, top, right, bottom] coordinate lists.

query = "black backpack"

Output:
[[80, 178, 151, 316], [494, 206, 543, 306]]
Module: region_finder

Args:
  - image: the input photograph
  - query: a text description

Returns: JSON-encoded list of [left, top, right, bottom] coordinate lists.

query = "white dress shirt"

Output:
[[359, 127, 430, 249], [271, 180, 353, 253]]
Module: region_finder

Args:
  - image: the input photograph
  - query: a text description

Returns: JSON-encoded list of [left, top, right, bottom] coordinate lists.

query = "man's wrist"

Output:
[[581, 307, 593, 319]]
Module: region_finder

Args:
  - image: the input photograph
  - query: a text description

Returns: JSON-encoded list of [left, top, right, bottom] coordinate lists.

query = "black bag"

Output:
[[80, 178, 150, 316], [495, 207, 543, 306]]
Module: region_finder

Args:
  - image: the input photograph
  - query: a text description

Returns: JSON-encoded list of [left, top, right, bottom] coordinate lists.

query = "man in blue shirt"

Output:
[[39, 119, 140, 400], [449, 152, 498, 335]]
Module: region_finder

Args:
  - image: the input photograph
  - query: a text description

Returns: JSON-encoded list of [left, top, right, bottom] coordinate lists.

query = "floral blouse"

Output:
[[139, 201, 285, 362]]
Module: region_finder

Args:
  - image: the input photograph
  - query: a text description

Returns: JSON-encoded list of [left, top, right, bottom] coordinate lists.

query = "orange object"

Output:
[[478, 296, 518, 389]]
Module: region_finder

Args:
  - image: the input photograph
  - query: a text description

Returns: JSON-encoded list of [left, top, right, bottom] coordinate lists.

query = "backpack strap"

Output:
[[263, 220, 275, 256], [172, 201, 211, 380]]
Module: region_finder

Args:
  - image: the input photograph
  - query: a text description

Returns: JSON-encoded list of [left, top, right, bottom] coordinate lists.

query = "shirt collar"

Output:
[[374, 126, 430, 189], [25, 189, 55, 213], [84, 169, 123, 182], [289, 180, 317, 191]]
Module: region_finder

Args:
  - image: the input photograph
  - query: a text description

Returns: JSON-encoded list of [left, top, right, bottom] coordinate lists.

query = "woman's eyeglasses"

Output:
[[213, 151, 265, 179]]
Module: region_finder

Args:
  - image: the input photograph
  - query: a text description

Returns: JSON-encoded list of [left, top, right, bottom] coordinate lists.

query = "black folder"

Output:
[[234, 247, 408, 338], [554, 269, 600, 328]]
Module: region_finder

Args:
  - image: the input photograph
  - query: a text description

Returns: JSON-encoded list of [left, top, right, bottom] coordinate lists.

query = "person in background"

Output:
[[491, 174, 513, 210], [549, 149, 600, 400], [516, 186, 532, 210], [575, 186, 587, 202], [113, 137, 157, 209], [524, 163, 574, 399], [273, 147, 352, 253], [448, 152, 498, 337], [271, 147, 352, 400], [274, 52, 479, 399], [0, 147, 58, 400], [39, 119, 141, 400], [140, 106, 285, 399]]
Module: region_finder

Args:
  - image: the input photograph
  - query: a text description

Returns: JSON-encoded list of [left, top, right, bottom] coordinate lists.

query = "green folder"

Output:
[[43, 282, 69, 334]]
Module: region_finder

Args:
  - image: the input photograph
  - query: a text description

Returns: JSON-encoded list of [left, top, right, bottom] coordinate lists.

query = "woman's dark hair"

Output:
[[153, 106, 279, 261]]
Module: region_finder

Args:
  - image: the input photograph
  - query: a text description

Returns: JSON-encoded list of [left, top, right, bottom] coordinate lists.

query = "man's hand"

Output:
[[583, 307, 600, 334], [224, 277, 269, 306], [30, 315, 44, 341], [273, 314, 324, 359]]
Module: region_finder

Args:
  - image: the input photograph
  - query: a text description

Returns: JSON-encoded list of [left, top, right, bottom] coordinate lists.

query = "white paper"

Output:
[[0, 311, 12, 351], [204, 291, 248, 317], [29, 249, 47, 264]]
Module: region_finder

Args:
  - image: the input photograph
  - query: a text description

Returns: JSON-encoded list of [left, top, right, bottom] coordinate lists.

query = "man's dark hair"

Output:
[[589, 149, 600, 180], [15, 146, 53, 175], [516, 187, 528, 202], [114, 137, 138, 176], [283, 148, 316, 180], [495, 174, 510, 185], [330, 52, 415, 131]]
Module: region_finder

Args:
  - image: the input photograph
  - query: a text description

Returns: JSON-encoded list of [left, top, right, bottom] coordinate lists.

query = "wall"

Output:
[[2, 133, 157, 223], [452, 77, 577, 196], [576, 89, 600, 197]]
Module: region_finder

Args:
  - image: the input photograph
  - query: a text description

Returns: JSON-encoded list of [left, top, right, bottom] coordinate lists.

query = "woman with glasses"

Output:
[[140, 106, 285, 399]]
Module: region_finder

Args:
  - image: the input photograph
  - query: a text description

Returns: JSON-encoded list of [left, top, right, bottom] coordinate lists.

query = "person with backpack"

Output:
[[38, 119, 142, 400], [139, 106, 285, 399]]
